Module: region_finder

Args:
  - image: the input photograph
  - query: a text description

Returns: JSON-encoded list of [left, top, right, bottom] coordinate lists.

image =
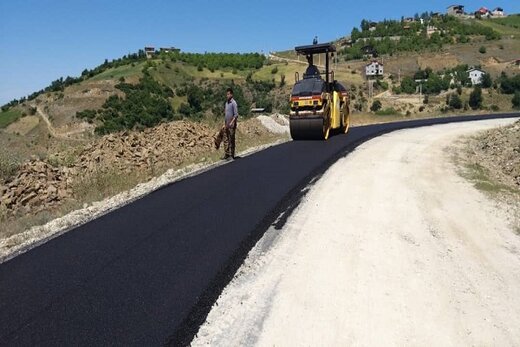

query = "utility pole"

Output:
[[368, 79, 375, 99]]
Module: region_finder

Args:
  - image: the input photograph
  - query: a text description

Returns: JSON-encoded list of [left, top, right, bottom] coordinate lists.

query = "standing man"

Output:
[[223, 87, 238, 159]]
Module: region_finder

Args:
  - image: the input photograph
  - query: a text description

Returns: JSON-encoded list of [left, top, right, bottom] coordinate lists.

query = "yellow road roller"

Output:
[[289, 42, 350, 140]]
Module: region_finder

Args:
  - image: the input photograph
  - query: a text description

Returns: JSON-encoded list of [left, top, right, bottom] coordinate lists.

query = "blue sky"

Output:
[[1, 0, 519, 105]]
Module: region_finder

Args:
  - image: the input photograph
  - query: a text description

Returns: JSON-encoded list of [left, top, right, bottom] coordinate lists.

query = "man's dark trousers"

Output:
[[224, 125, 236, 158]]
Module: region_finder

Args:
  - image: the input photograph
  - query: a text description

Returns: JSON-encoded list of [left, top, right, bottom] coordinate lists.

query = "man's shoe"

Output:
[[221, 155, 231, 160]]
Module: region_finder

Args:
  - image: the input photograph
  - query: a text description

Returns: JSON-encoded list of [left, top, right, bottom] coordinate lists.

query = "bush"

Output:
[[479, 46, 487, 54], [448, 94, 462, 109], [271, 66, 278, 74], [469, 86, 483, 110], [376, 79, 388, 90], [0, 152, 20, 181], [178, 103, 192, 116], [400, 77, 416, 94], [481, 73, 492, 88], [375, 107, 398, 116], [513, 91, 520, 109], [499, 73, 520, 94], [370, 100, 382, 112]]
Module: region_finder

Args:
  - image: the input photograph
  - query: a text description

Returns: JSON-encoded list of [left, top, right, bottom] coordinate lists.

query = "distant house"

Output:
[[467, 68, 486, 85], [365, 61, 384, 77], [338, 38, 353, 47], [404, 17, 415, 23], [447, 4, 464, 16], [477, 7, 489, 14], [159, 47, 180, 53], [361, 45, 377, 58], [475, 7, 490, 17], [368, 22, 377, 32], [144, 46, 155, 58], [492, 7, 505, 17], [431, 12, 442, 18]]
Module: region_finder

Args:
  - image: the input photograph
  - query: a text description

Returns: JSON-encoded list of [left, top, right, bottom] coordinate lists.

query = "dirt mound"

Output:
[[483, 56, 501, 65], [0, 120, 216, 216], [467, 119, 520, 187], [0, 160, 72, 215], [0, 118, 278, 218]]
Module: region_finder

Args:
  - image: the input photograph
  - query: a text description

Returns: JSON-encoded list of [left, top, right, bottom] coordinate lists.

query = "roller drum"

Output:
[[290, 117, 326, 140]]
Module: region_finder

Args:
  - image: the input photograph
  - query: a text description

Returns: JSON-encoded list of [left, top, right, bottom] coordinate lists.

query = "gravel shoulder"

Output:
[[192, 118, 520, 347]]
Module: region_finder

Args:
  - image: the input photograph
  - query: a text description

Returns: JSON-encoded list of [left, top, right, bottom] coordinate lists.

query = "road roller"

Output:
[[289, 42, 350, 140]]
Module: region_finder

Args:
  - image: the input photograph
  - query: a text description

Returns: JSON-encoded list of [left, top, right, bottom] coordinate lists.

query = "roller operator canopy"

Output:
[[295, 42, 336, 55]]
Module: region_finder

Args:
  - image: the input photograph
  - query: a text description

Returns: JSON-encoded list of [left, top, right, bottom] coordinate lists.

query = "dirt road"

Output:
[[192, 118, 520, 346], [35, 106, 92, 139]]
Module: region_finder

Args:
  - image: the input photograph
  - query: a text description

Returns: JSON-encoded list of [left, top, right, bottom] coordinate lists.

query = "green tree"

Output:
[[469, 86, 483, 110], [481, 73, 492, 88], [400, 77, 416, 94], [187, 85, 204, 112]]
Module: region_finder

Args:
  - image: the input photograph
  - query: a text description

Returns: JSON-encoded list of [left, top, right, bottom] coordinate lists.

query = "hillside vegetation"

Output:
[[342, 14, 501, 60]]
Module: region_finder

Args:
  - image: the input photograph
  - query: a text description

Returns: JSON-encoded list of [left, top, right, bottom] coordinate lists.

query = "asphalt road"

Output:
[[0, 114, 518, 346]]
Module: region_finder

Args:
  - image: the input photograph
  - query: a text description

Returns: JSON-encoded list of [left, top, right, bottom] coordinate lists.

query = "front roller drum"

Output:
[[290, 117, 329, 140]]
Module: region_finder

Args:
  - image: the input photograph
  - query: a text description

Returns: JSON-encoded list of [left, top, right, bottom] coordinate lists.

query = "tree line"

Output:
[[164, 51, 266, 72], [2, 50, 266, 111]]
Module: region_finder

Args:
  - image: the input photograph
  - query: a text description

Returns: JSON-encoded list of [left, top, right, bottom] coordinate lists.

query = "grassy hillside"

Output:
[[0, 109, 22, 129]]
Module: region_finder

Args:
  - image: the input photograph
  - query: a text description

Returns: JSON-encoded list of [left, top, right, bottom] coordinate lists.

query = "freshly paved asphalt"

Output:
[[0, 114, 518, 346]]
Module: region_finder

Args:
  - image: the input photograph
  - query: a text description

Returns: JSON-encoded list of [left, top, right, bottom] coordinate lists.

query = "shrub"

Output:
[[448, 94, 462, 109], [375, 107, 398, 116], [513, 91, 520, 109], [400, 77, 416, 94], [469, 86, 483, 110], [370, 100, 382, 112], [499, 73, 520, 94], [479, 46, 487, 54], [481, 73, 492, 88], [0, 152, 20, 181], [271, 66, 278, 74], [376, 79, 388, 90]]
